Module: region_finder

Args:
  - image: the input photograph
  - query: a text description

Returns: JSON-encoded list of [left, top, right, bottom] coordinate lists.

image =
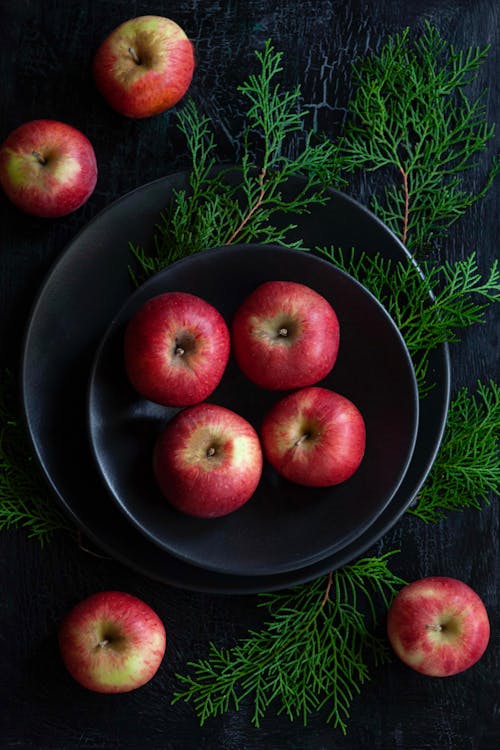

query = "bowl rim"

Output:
[[86, 241, 420, 576]]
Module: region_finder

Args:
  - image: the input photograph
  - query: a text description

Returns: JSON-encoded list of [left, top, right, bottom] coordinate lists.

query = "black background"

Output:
[[0, 1, 498, 749]]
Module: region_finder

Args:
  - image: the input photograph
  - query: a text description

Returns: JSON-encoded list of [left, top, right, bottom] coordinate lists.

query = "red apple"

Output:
[[0, 120, 97, 217], [58, 591, 166, 693], [260, 386, 365, 487], [231, 280, 340, 391], [387, 576, 490, 677], [153, 403, 263, 518], [93, 15, 194, 118], [124, 291, 230, 407]]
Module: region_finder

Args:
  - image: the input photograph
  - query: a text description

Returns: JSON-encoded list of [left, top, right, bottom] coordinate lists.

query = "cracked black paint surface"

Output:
[[0, 1, 498, 748]]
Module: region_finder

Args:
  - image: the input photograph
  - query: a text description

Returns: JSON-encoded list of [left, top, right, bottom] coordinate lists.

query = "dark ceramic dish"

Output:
[[88, 245, 419, 576], [21, 173, 450, 593]]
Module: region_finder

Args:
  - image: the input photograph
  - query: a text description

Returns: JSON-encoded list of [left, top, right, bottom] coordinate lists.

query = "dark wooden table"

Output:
[[1, 2, 498, 748]]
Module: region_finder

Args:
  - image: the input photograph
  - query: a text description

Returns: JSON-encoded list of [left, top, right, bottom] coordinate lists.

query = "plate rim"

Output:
[[20, 171, 451, 593]]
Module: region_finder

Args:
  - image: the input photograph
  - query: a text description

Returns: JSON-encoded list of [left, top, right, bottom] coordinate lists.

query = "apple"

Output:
[[92, 15, 195, 118], [153, 403, 263, 518], [0, 119, 97, 217], [260, 386, 366, 487], [386, 576, 490, 677], [124, 291, 230, 407], [231, 280, 340, 391], [58, 591, 166, 693]]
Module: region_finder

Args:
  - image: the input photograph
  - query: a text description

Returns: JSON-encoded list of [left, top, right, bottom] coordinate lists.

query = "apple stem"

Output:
[[175, 346, 185, 357], [206, 447, 216, 458], [98, 639, 109, 648], [426, 624, 443, 632], [278, 327, 288, 337], [294, 434, 309, 447], [128, 46, 141, 65], [32, 149, 46, 165]]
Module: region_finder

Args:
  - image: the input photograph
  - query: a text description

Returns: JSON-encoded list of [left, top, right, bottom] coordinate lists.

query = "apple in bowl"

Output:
[[231, 280, 340, 391], [387, 576, 490, 677], [153, 403, 263, 518], [58, 591, 166, 693], [0, 119, 97, 217], [261, 386, 366, 487], [93, 15, 195, 118], [124, 291, 230, 407]]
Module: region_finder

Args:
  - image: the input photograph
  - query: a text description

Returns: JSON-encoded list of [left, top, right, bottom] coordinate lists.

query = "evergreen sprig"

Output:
[[0, 372, 71, 541], [317, 247, 500, 393], [130, 40, 345, 283], [173, 552, 405, 734], [409, 380, 500, 522], [341, 21, 499, 253]]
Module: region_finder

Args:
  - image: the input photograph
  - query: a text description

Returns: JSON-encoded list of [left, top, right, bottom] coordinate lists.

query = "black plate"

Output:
[[88, 245, 419, 575], [21, 173, 450, 593]]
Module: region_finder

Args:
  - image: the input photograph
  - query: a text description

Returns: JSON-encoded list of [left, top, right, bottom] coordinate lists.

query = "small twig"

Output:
[[321, 571, 333, 608], [77, 530, 112, 560], [225, 168, 267, 245], [399, 166, 410, 246]]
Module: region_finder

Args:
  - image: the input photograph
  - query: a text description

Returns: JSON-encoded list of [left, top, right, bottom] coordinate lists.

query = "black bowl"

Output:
[[87, 244, 419, 576]]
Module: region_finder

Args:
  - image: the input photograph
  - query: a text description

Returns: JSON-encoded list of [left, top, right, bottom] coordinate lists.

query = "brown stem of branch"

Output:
[[399, 166, 409, 246], [321, 571, 333, 608], [225, 168, 267, 245]]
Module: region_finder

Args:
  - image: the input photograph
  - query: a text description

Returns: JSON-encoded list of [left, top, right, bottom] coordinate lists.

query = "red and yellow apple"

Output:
[[231, 280, 340, 391], [0, 119, 97, 217], [386, 576, 490, 677], [260, 386, 366, 486], [93, 15, 195, 118], [153, 403, 263, 518], [124, 291, 230, 407], [58, 591, 166, 693]]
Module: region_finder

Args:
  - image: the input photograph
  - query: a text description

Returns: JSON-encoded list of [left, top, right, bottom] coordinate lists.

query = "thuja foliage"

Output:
[[410, 380, 500, 522], [317, 248, 500, 393], [341, 21, 499, 253], [0, 371, 71, 541], [173, 553, 405, 734], [130, 40, 345, 283]]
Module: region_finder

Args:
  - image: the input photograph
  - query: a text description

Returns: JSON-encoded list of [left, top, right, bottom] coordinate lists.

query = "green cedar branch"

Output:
[[409, 380, 500, 522], [341, 21, 499, 253], [173, 552, 405, 734], [316, 248, 500, 394], [0, 371, 71, 541], [130, 40, 346, 283]]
